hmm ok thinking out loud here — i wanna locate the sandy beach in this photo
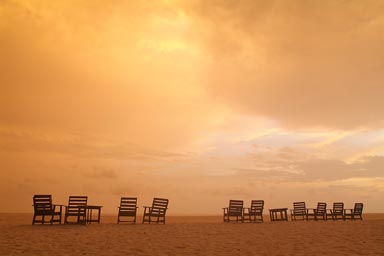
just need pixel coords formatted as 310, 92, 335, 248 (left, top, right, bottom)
1, 213, 383, 256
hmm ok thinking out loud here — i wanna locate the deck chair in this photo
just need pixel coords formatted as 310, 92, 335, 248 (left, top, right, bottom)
64, 196, 88, 224
142, 198, 169, 224
327, 202, 344, 220
344, 203, 363, 220
290, 201, 307, 221
223, 200, 244, 222
243, 200, 264, 222
306, 202, 327, 221
117, 197, 138, 224
32, 195, 62, 225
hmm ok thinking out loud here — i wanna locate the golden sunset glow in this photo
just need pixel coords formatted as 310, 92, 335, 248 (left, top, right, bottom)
1, 0, 384, 214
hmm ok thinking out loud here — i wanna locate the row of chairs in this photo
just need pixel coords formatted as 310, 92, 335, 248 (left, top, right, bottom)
223, 200, 264, 222
32, 195, 169, 225
117, 197, 169, 224
291, 202, 364, 221
223, 200, 364, 222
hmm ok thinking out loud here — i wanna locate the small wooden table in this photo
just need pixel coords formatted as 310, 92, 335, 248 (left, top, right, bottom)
86, 205, 102, 224
269, 208, 288, 221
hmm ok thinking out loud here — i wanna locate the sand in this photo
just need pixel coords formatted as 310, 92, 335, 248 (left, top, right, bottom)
0, 213, 383, 255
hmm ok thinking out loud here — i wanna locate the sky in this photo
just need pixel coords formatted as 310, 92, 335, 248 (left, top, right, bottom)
1, 0, 383, 214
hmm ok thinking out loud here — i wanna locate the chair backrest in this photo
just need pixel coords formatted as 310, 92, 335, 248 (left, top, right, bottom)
316, 202, 327, 214
229, 200, 243, 214
33, 195, 53, 213
354, 203, 363, 214
293, 201, 306, 214
67, 196, 88, 215
333, 202, 344, 212
151, 198, 169, 214
119, 197, 137, 212
250, 200, 264, 212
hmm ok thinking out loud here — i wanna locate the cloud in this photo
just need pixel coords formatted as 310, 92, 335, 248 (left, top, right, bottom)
235, 150, 384, 182
0, 128, 188, 161
0, 0, 217, 149
184, 0, 384, 129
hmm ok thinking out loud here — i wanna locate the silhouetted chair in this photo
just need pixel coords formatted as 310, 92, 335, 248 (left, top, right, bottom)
223, 200, 243, 222
142, 198, 169, 224
306, 202, 327, 220
117, 197, 138, 224
243, 200, 264, 222
290, 201, 307, 221
32, 195, 62, 225
64, 196, 88, 224
326, 202, 344, 220
344, 203, 363, 220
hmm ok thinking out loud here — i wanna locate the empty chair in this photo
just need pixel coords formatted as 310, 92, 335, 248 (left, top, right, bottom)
344, 203, 363, 220
223, 200, 244, 222
32, 195, 62, 225
142, 198, 169, 224
64, 196, 88, 224
306, 202, 327, 221
290, 202, 307, 221
243, 200, 264, 222
117, 197, 138, 224
327, 202, 344, 220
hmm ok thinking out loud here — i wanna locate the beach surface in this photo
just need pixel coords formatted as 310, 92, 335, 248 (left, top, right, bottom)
1, 213, 383, 255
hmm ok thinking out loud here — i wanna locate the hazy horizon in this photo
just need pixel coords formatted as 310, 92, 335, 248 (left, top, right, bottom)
1, 0, 384, 214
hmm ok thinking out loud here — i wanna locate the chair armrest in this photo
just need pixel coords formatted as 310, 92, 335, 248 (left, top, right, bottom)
143, 206, 151, 214
52, 204, 63, 211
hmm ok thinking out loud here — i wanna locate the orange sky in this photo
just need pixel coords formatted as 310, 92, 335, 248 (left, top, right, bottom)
1, 0, 384, 214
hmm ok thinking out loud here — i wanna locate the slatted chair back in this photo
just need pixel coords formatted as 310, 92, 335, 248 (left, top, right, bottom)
250, 200, 264, 213
229, 200, 244, 215
354, 203, 363, 214
316, 202, 327, 214
32, 194, 63, 224
151, 198, 169, 215
117, 197, 138, 224
33, 195, 53, 214
291, 201, 307, 221
331, 202, 344, 220
65, 196, 88, 224
119, 197, 137, 213
293, 202, 306, 215
67, 196, 88, 214
142, 197, 169, 224
333, 202, 344, 213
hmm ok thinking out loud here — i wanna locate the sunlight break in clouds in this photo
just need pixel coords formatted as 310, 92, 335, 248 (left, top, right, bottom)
0, 0, 383, 214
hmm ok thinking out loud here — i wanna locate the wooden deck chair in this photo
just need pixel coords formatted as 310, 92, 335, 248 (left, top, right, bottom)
142, 198, 169, 224
243, 200, 264, 222
344, 203, 363, 220
307, 202, 327, 221
64, 196, 88, 224
117, 197, 138, 224
223, 200, 244, 222
290, 202, 307, 221
328, 202, 344, 220
32, 195, 63, 225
